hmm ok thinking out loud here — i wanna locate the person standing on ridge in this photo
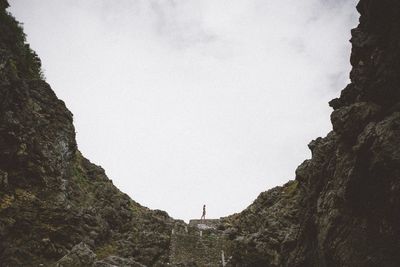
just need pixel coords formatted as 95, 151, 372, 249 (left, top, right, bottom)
201, 204, 206, 221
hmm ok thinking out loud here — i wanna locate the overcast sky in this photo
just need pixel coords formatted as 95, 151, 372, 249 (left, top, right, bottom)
9, 0, 358, 222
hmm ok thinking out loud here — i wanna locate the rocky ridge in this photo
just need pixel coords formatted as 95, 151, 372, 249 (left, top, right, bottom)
220, 0, 400, 266
0, 1, 175, 266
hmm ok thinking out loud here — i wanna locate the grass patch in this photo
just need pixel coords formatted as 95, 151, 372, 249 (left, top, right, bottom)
95, 243, 118, 259
72, 162, 90, 192
15, 188, 36, 201
283, 181, 298, 198
0, 194, 14, 211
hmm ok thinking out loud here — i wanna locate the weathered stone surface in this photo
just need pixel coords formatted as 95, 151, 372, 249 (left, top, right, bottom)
94, 255, 146, 267
331, 102, 381, 142
56, 243, 96, 267
222, 0, 400, 266
0, 2, 175, 266
170, 220, 229, 267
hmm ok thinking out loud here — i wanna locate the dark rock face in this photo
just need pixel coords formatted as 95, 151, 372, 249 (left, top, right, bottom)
222, 0, 400, 266
170, 220, 228, 266
56, 243, 97, 267
0, 1, 174, 266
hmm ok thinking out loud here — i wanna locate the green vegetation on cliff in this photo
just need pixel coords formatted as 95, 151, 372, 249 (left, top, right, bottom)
0, 1, 175, 266
219, 0, 400, 266
0, 0, 42, 81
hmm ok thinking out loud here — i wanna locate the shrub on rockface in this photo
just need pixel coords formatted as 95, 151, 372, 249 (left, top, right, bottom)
0, 0, 43, 82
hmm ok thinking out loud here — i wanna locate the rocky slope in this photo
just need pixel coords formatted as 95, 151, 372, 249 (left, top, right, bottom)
1, 0, 400, 266
170, 220, 229, 266
0, 1, 175, 266
221, 0, 400, 266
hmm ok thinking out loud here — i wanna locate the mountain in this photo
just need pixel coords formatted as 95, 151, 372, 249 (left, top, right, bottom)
0, 1, 177, 266
1, 0, 400, 266
220, 0, 400, 266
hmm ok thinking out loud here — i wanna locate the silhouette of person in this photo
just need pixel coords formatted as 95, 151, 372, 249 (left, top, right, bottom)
201, 204, 206, 221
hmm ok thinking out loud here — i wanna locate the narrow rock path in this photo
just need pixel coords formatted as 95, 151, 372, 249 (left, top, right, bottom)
169, 219, 230, 267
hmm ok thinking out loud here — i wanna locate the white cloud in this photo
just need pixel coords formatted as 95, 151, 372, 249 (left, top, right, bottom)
9, 0, 358, 221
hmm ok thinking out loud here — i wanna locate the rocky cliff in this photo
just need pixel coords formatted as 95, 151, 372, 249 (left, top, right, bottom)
220, 0, 400, 266
1, 0, 400, 266
0, 1, 175, 266
169, 220, 228, 266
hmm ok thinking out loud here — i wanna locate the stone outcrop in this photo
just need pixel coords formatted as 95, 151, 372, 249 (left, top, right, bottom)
220, 0, 400, 266
56, 243, 97, 267
1, 0, 400, 266
170, 220, 230, 267
0, 1, 174, 265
